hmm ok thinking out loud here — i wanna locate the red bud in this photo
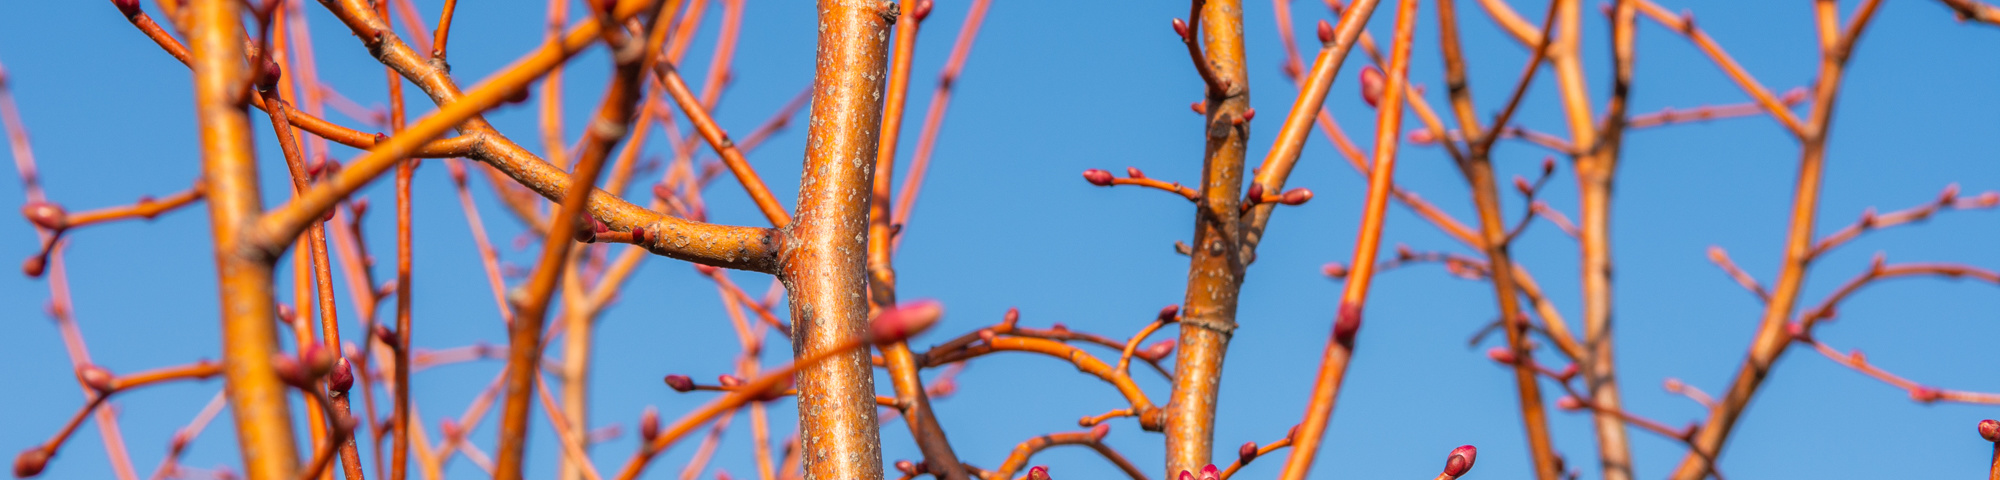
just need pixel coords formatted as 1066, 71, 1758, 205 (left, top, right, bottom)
895, 460, 920, 475
664, 374, 695, 392
373, 324, 398, 350
1408, 129, 1435, 144
1241, 108, 1256, 122
1199, 464, 1220, 480
1556, 395, 1585, 411
1003, 307, 1020, 328
1317, 20, 1334, 44
1322, 262, 1349, 278
113, 0, 143, 18
1126, 167, 1145, 179
504, 87, 532, 105
1171, 18, 1190, 40
1238, 441, 1259, 464
77, 364, 115, 393
328, 357, 354, 393
22, 255, 47, 278
22, 201, 67, 231
1139, 339, 1176, 362
1278, 188, 1313, 205
13, 447, 48, 478
300, 343, 335, 378
1541, 157, 1557, 176
1443, 445, 1477, 477
272, 353, 313, 389
1514, 176, 1534, 196
1359, 66, 1385, 108
1486, 347, 1517, 365
912, 0, 933, 21
1245, 183, 1265, 202
1082, 169, 1115, 186
1088, 423, 1110, 441
717, 375, 744, 388
1157, 304, 1180, 322
1027, 466, 1051, 480
870, 299, 944, 345
640, 406, 660, 441
1178, 470, 1194, 480
257, 57, 282, 92
1979, 419, 1999, 442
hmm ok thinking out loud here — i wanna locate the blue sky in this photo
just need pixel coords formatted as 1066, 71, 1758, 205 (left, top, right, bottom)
2, 0, 1997, 479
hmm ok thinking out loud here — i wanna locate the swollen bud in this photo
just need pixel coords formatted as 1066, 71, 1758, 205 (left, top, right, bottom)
1238, 441, 1259, 465
717, 375, 744, 388
1979, 419, 1999, 442
1514, 176, 1534, 197
639, 407, 660, 442
1316, 20, 1334, 44
1199, 464, 1220, 480
1088, 423, 1110, 442
1556, 395, 1585, 411
1277, 188, 1313, 206
113, 0, 143, 18
1359, 66, 1385, 108
1126, 167, 1146, 179
664, 374, 695, 392
1157, 304, 1180, 322
1027, 466, 1051, 480
870, 299, 944, 345
1082, 169, 1115, 186
328, 357, 354, 393
1322, 262, 1349, 278
22, 201, 68, 232
1442, 445, 1477, 477
912, 0, 933, 21
1408, 129, 1435, 144
1190, 101, 1207, 115
1486, 347, 1517, 365
300, 343, 335, 378
14, 447, 48, 478
1171, 18, 1190, 40
894, 460, 921, 476
1245, 183, 1265, 203
77, 364, 115, 393
1541, 157, 1556, 176
257, 57, 283, 92
22, 255, 46, 278
1138, 339, 1176, 362
271, 353, 312, 389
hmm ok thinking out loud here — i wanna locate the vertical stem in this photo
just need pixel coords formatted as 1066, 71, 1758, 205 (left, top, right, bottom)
1167, 0, 1249, 473
869, 1, 970, 478
190, 0, 299, 477
1464, 140, 1563, 480
1276, 0, 1414, 478
1669, 3, 1878, 476
1576, 1, 1638, 479
784, 1, 895, 478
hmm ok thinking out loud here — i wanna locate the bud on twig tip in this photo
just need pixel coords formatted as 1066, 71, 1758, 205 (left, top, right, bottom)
13, 447, 48, 478
1442, 445, 1477, 477
1082, 169, 1114, 186
1238, 441, 1259, 464
1027, 466, 1051, 480
870, 300, 944, 345
22, 201, 67, 232
1979, 419, 1999, 442
664, 374, 695, 392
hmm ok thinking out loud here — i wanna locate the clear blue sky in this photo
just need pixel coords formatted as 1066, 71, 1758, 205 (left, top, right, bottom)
3, 0, 1997, 478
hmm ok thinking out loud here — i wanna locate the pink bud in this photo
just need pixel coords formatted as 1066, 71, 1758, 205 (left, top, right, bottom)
1322, 262, 1349, 278
1911, 387, 1943, 403
14, 447, 48, 478
328, 357, 354, 393
640, 407, 660, 441
1157, 304, 1180, 322
1278, 188, 1313, 206
1408, 129, 1435, 144
1082, 169, 1115, 186
717, 375, 744, 388
912, 0, 933, 21
300, 343, 335, 378
1089, 423, 1110, 441
1139, 339, 1176, 362
1317, 20, 1334, 44
1028, 466, 1051, 480
870, 299, 944, 345
1442, 445, 1477, 477
77, 364, 115, 393
1556, 395, 1585, 411
694, 264, 720, 276
1238, 441, 1259, 464
1241, 108, 1256, 122
1979, 419, 1999, 442
1486, 347, 1517, 365
1663, 378, 1685, 393
1514, 176, 1534, 197
1200, 464, 1220, 480
1178, 470, 1194, 480
21, 201, 67, 231
1359, 66, 1385, 108
664, 374, 695, 392
895, 460, 920, 475
272, 354, 313, 389
1191, 101, 1207, 115
1171, 18, 1190, 40
1126, 167, 1145, 179
1003, 307, 1020, 328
